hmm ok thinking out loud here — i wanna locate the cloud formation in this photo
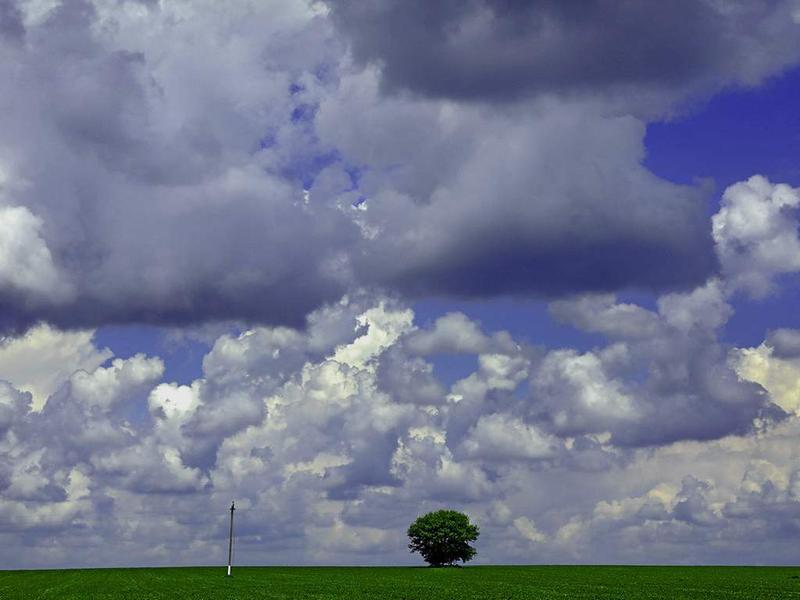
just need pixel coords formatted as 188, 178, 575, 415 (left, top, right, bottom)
0, 0, 758, 331
3, 170, 800, 566
1, 0, 800, 570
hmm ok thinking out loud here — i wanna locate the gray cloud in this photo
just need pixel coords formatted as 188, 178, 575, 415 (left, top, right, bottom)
0, 0, 748, 333
542, 279, 778, 446
326, 0, 800, 110
767, 328, 800, 358
317, 79, 718, 299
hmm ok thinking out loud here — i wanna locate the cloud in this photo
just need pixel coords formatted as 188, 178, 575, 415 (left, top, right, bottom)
459, 413, 557, 461
0, 381, 29, 438
320, 76, 717, 299
732, 342, 800, 414
70, 353, 163, 412
0, 287, 799, 567
531, 349, 639, 437
766, 328, 800, 358
405, 312, 516, 355
326, 0, 800, 110
2, 0, 800, 570
0, 0, 735, 332
712, 176, 800, 297
0, 324, 111, 410
513, 516, 547, 544
0, 205, 73, 309
546, 420, 800, 564
0, 0, 359, 331
540, 279, 774, 446
549, 295, 661, 340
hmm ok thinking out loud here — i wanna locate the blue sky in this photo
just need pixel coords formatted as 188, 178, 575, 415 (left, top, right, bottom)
2, 0, 800, 569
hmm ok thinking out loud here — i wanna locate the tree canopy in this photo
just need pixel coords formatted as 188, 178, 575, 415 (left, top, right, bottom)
407, 510, 479, 566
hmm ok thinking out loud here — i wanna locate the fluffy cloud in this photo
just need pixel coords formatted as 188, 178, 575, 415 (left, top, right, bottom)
405, 312, 516, 355
543, 279, 772, 446
732, 340, 800, 414
0, 270, 796, 567
545, 419, 800, 564
459, 413, 557, 461
712, 176, 800, 296
0, 324, 111, 410
531, 349, 639, 437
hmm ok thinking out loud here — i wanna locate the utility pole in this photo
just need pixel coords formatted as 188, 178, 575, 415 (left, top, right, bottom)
227, 501, 235, 577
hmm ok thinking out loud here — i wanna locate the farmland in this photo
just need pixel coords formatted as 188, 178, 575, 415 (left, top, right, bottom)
1, 565, 799, 599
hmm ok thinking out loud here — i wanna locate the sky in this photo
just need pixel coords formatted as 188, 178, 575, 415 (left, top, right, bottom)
1, 0, 800, 569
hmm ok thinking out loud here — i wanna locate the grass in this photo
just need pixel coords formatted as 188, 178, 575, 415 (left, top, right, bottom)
1, 565, 799, 599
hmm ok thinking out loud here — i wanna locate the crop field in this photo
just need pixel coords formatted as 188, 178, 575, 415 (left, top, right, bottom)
2, 565, 799, 599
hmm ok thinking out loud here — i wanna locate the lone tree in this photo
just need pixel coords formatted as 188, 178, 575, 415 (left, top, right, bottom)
407, 510, 479, 566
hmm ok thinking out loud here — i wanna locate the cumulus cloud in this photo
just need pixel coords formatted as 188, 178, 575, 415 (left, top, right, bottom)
70, 353, 163, 411
531, 349, 639, 437
733, 342, 800, 414
712, 176, 800, 296
459, 413, 557, 462
0, 324, 111, 410
0, 0, 359, 331
549, 295, 661, 340
405, 312, 517, 356
542, 276, 781, 447
0, 284, 799, 567
544, 419, 800, 564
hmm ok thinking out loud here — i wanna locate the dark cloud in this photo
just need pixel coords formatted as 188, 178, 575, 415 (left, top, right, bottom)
316, 86, 719, 301
0, 0, 745, 334
326, 0, 800, 107
0, 0, 23, 41
0, 0, 359, 332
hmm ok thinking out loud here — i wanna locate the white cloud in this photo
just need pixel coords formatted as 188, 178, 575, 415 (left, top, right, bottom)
732, 342, 800, 414
532, 349, 638, 435
513, 516, 547, 544
0, 205, 72, 302
712, 175, 800, 297
0, 324, 111, 410
0, 290, 800, 566
460, 413, 557, 461
657, 278, 732, 334
332, 302, 414, 369
71, 353, 164, 411
549, 294, 661, 339
406, 312, 497, 355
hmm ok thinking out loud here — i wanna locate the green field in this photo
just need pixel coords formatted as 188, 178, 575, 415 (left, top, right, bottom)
2, 565, 799, 599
